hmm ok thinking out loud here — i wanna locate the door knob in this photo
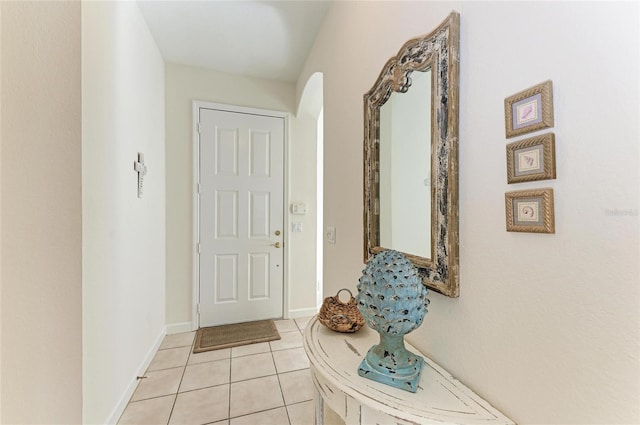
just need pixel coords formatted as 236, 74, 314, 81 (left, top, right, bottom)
271, 242, 281, 248
275, 230, 281, 236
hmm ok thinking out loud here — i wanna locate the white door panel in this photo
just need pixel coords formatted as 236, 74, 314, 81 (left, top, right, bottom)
199, 108, 284, 326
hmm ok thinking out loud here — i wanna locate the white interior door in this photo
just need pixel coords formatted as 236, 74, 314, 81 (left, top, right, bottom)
198, 107, 284, 327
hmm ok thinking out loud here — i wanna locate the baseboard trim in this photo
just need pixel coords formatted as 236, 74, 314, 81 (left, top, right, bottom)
104, 327, 166, 424
166, 321, 195, 334
287, 307, 318, 319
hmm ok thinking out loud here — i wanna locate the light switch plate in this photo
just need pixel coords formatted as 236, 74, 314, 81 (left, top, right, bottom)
326, 226, 336, 244
291, 202, 308, 215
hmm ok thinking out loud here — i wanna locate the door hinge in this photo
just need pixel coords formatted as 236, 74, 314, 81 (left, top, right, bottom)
196, 304, 200, 314
197, 243, 201, 254
197, 122, 202, 134
197, 183, 201, 194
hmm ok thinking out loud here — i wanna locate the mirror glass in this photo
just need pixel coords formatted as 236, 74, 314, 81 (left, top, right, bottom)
363, 12, 459, 297
378, 70, 431, 259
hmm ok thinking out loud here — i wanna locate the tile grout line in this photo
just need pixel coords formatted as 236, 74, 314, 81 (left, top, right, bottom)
228, 405, 294, 424
166, 334, 198, 425
270, 343, 292, 425
227, 347, 233, 422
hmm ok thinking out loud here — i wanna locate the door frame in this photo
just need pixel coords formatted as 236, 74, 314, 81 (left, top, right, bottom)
192, 100, 290, 330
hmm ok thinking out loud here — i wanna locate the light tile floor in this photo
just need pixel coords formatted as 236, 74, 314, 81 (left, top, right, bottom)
118, 317, 315, 425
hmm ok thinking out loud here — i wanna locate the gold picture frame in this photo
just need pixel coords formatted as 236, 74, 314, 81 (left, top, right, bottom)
505, 188, 555, 233
506, 133, 556, 184
505, 80, 554, 138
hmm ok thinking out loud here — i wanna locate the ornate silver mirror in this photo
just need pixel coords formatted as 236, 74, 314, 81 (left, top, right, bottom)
363, 12, 460, 297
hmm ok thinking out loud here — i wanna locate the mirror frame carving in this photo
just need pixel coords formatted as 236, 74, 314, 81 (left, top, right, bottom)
363, 12, 460, 297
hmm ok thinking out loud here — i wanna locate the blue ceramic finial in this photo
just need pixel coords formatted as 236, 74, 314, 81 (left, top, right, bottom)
356, 250, 429, 392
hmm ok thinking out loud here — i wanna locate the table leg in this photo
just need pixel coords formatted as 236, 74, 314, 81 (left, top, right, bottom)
314, 386, 324, 425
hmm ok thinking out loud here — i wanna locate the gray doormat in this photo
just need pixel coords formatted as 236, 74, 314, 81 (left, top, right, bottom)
193, 319, 281, 353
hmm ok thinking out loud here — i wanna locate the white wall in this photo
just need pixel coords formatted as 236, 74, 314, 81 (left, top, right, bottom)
289, 113, 320, 314
1, 2, 82, 423
292, 72, 323, 311
298, 1, 640, 423
82, 2, 166, 423
165, 63, 319, 328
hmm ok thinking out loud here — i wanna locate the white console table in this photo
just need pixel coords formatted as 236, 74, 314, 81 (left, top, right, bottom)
304, 316, 514, 425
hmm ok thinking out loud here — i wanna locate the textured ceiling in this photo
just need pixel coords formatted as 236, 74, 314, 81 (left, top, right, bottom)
137, 0, 332, 83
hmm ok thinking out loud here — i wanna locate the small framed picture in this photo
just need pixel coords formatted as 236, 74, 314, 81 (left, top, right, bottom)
505, 80, 554, 138
506, 133, 556, 184
505, 188, 555, 233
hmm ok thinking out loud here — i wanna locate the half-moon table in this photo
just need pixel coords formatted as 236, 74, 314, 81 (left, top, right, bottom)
304, 316, 515, 425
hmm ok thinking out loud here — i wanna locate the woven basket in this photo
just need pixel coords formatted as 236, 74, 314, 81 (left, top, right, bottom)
318, 288, 365, 333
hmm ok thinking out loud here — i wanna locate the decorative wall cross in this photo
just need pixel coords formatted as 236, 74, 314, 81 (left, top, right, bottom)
134, 153, 147, 198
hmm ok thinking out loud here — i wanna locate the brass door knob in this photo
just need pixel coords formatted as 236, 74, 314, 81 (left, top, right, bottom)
271, 242, 281, 248
275, 230, 281, 236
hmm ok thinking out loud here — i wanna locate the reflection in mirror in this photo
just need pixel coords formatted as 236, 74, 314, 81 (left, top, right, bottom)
363, 11, 459, 297
379, 70, 432, 259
